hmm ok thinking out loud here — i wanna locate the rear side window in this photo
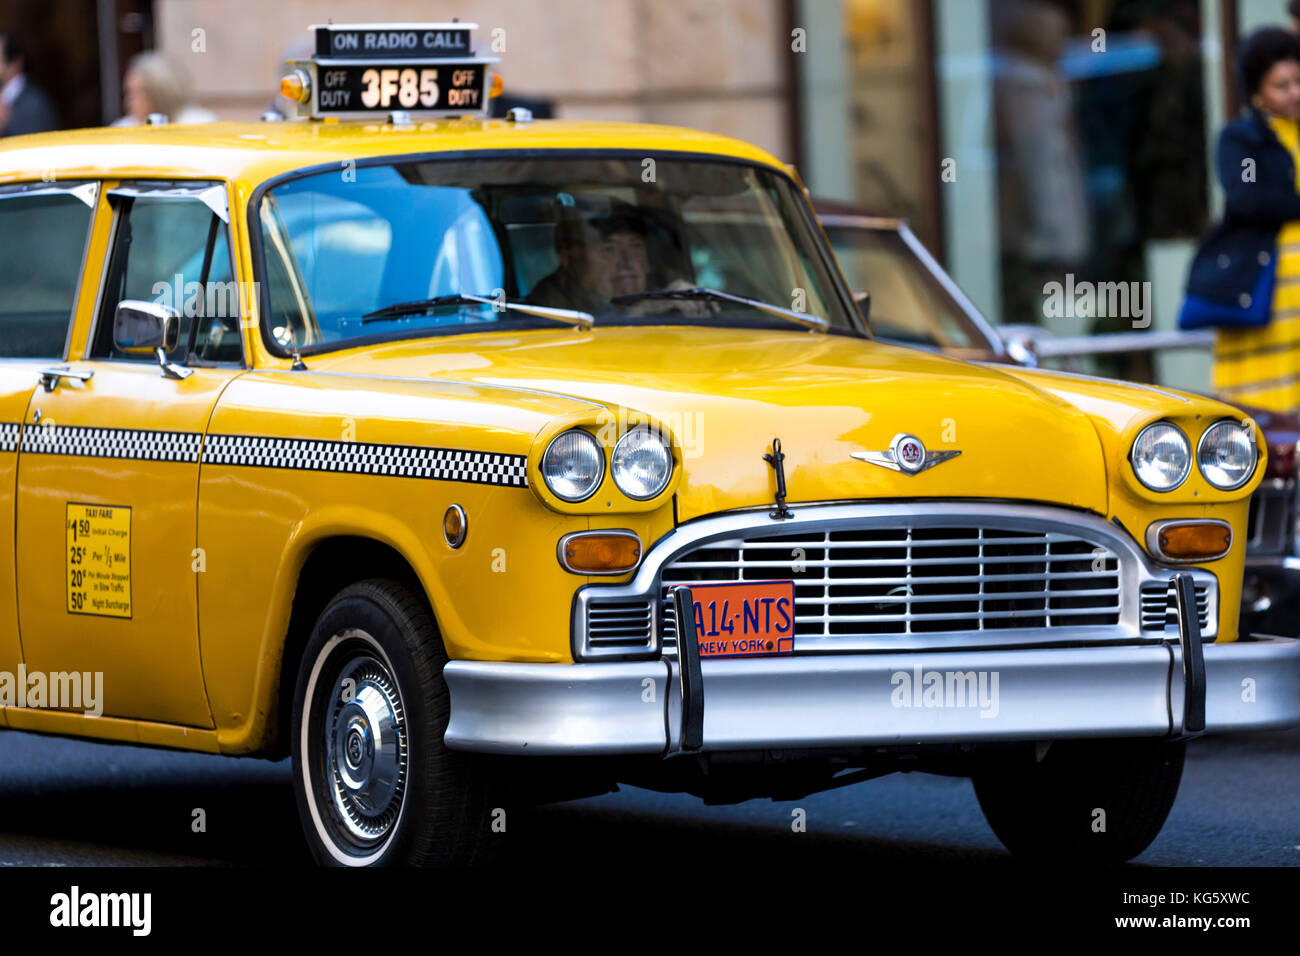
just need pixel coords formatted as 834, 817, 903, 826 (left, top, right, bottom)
0, 188, 95, 358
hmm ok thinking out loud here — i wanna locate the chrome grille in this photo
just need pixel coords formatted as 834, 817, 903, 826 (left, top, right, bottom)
1140, 581, 1210, 633
660, 525, 1121, 652
584, 599, 655, 653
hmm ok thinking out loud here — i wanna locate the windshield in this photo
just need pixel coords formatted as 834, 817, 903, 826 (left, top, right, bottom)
258, 156, 859, 351
823, 223, 984, 351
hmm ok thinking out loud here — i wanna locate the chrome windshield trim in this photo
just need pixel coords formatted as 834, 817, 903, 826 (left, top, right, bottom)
572, 501, 1219, 659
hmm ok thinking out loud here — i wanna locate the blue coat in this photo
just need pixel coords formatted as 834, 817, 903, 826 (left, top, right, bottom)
1184, 109, 1300, 316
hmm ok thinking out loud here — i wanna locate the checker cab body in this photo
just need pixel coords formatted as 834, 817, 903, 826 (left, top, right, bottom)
0, 30, 1298, 865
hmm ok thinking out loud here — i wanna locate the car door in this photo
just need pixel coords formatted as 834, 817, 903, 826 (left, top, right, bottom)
14, 181, 246, 727
0, 181, 99, 688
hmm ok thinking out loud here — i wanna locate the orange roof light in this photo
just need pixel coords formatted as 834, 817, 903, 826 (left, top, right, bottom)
280, 70, 311, 104
1148, 520, 1232, 562
559, 531, 642, 574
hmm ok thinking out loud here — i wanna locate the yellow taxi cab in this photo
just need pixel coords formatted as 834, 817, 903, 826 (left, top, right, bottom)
0, 22, 1296, 866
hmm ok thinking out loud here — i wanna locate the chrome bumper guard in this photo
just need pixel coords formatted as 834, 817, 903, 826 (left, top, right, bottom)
444, 576, 1300, 756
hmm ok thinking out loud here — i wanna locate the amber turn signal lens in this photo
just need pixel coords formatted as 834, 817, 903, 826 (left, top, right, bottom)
489, 73, 505, 99
443, 505, 467, 549
561, 532, 641, 573
1156, 522, 1231, 560
280, 70, 310, 103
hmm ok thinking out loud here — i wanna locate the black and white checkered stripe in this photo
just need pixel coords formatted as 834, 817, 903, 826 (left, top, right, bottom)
7, 421, 527, 487
22, 424, 202, 462
0, 422, 19, 453
203, 434, 529, 487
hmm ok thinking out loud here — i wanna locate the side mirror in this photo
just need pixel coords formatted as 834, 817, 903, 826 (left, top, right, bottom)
1000, 332, 1041, 368
114, 300, 179, 354
852, 289, 870, 322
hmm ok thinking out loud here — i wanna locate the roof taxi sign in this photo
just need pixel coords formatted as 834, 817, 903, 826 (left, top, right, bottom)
281, 22, 500, 120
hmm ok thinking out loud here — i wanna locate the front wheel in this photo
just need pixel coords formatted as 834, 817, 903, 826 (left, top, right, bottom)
972, 737, 1186, 864
291, 579, 496, 865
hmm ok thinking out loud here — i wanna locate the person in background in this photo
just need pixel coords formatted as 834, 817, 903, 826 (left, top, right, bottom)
111, 52, 216, 126
0, 33, 58, 137
1182, 28, 1300, 412
1290, 0, 1300, 34
990, 0, 1090, 336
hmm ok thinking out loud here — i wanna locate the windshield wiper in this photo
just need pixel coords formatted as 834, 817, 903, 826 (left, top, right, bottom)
610, 287, 829, 332
362, 293, 594, 330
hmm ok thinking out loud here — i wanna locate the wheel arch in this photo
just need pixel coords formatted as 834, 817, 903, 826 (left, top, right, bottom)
269, 535, 430, 759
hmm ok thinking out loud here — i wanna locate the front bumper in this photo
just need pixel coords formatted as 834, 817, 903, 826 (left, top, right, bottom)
443, 634, 1300, 755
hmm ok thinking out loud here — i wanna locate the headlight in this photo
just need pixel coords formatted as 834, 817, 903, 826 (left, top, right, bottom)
611, 428, 672, 499
541, 429, 604, 501
1131, 422, 1191, 491
1197, 420, 1257, 490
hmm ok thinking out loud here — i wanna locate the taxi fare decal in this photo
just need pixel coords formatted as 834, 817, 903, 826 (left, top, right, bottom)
66, 503, 131, 619
203, 434, 528, 487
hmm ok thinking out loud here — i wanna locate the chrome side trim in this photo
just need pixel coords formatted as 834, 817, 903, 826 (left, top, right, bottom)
572, 501, 1219, 660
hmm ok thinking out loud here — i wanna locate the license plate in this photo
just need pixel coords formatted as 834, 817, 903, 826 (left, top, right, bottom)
685, 581, 795, 658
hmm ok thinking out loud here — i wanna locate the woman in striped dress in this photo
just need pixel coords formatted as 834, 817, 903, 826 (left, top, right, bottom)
1215, 104, 1300, 410
1184, 28, 1300, 412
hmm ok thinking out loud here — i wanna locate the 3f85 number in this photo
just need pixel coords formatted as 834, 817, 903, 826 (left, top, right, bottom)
359, 68, 440, 109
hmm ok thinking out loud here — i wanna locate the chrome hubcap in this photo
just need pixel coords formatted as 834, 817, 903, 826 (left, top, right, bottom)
324, 653, 407, 845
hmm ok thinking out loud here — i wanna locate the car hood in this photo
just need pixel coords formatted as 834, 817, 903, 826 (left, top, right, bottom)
310, 326, 1110, 520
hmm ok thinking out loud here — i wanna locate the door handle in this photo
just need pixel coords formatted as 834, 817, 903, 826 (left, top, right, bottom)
38, 367, 94, 392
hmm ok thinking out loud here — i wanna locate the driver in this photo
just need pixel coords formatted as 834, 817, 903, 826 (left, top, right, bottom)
528, 204, 649, 313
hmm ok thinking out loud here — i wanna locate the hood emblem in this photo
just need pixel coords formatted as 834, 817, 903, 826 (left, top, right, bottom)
852, 433, 961, 476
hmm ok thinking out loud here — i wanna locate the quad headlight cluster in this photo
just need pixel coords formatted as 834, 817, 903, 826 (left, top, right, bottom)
1130, 420, 1257, 492
540, 427, 673, 502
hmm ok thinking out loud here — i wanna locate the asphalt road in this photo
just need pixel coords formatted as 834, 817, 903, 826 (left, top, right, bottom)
0, 726, 1294, 867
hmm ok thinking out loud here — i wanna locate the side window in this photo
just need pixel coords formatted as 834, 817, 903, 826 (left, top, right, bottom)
0, 188, 95, 358
91, 192, 242, 365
